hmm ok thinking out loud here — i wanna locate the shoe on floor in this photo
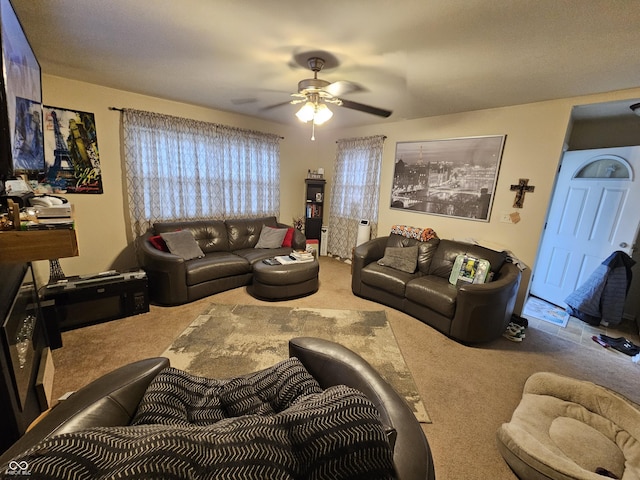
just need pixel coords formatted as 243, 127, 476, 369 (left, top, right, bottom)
599, 335, 640, 356
510, 314, 528, 328
503, 331, 524, 342
503, 324, 525, 341
506, 322, 526, 336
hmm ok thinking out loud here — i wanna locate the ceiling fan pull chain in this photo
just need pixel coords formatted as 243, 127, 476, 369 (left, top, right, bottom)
311, 120, 316, 141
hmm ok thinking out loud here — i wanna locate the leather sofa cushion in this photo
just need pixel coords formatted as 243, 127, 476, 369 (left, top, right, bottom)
154, 220, 229, 253
386, 234, 440, 273
234, 247, 294, 265
428, 239, 507, 279
185, 252, 251, 285
418, 239, 440, 274
386, 233, 420, 249
361, 262, 421, 297
226, 217, 278, 251
405, 276, 457, 318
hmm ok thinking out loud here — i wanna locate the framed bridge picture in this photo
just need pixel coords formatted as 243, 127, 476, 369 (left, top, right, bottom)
390, 135, 505, 222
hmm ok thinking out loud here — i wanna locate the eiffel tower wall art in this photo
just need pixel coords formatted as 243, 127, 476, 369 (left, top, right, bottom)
42, 106, 103, 194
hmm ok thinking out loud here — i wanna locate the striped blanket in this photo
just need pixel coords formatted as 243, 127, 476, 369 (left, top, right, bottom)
4, 358, 395, 479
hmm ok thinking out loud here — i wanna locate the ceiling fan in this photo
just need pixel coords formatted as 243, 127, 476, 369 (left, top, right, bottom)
266, 55, 392, 139
292, 56, 392, 116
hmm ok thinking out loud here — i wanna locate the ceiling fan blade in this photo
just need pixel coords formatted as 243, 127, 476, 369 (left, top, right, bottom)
324, 80, 364, 97
338, 99, 392, 118
261, 100, 294, 111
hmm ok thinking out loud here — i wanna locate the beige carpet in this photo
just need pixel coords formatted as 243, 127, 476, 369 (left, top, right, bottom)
50, 256, 640, 480
162, 303, 430, 423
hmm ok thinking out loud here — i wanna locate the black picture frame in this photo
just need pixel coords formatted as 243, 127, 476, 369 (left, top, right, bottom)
43, 105, 104, 194
390, 135, 506, 222
0, 0, 44, 181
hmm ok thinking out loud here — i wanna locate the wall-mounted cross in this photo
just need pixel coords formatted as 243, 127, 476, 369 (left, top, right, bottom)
510, 178, 535, 208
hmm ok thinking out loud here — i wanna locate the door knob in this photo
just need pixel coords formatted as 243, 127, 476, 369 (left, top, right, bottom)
619, 242, 628, 248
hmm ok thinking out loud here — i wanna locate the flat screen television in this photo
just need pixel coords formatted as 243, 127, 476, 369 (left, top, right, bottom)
0, 0, 44, 185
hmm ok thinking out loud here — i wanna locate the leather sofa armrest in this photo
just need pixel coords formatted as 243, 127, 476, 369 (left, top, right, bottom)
276, 223, 307, 250
354, 236, 387, 264
137, 231, 185, 268
449, 263, 522, 343
136, 232, 189, 305
289, 337, 435, 480
0, 358, 169, 465
352, 236, 387, 294
291, 228, 307, 250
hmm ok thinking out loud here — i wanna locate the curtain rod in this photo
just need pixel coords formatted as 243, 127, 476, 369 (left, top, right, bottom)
108, 106, 285, 139
335, 135, 387, 143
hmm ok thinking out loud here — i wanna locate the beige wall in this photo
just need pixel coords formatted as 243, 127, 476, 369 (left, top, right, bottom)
317, 88, 640, 311
37, 74, 640, 312
35, 75, 314, 282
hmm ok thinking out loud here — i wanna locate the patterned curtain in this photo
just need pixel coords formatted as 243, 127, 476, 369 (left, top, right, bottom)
122, 109, 281, 238
328, 135, 385, 259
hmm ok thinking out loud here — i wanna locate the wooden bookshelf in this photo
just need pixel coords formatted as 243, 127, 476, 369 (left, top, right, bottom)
0, 229, 79, 263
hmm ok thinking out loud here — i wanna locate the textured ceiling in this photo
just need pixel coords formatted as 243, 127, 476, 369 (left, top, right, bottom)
11, 0, 640, 128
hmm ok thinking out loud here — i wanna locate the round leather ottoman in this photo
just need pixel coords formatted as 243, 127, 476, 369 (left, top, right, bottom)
251, 259, 319, 300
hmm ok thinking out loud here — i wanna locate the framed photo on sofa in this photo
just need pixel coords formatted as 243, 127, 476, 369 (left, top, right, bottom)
390, 135, 506, 222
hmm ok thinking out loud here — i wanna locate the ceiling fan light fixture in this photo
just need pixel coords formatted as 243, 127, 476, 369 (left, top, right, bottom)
295, 101, 333, 125
313, 103, 333, 125
295, 102, 316, 123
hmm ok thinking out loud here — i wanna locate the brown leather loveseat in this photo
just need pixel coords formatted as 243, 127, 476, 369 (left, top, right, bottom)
352, 233, 521, 343
0, 338, 435, 480
136, 216, 307, 305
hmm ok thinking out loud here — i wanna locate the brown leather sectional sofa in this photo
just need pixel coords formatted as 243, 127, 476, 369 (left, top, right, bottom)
352, 234, 521, 343
136, 216, 307, 305
0, 338, 435, 480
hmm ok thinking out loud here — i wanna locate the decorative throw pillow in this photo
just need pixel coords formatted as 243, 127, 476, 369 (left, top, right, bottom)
377, 245, 419, 273
390, 224, 438, 242
160, 230, 204, 260
148, 235, 169, 252
282, 227, 295, 248
255, 226, 288, 249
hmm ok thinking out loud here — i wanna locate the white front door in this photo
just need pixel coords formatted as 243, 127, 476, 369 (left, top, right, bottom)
530, 146, 640, 307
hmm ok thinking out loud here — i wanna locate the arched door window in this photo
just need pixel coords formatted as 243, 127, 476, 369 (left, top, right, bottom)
574, 155, 632, 179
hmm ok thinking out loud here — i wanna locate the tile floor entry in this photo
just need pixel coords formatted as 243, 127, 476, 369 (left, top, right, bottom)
522, 296, 640, 358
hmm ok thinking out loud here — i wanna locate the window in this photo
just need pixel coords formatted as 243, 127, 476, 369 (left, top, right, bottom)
122, 109, 281, 237
574, 155, 631, 179
328, 135, 385, 258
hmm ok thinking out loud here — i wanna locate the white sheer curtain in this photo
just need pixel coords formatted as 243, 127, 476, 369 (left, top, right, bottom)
328, 135, 385, 259
122, 109, 281, 238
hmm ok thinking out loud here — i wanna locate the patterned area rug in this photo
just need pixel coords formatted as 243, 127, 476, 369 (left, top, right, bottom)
162, 303, 430, 423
